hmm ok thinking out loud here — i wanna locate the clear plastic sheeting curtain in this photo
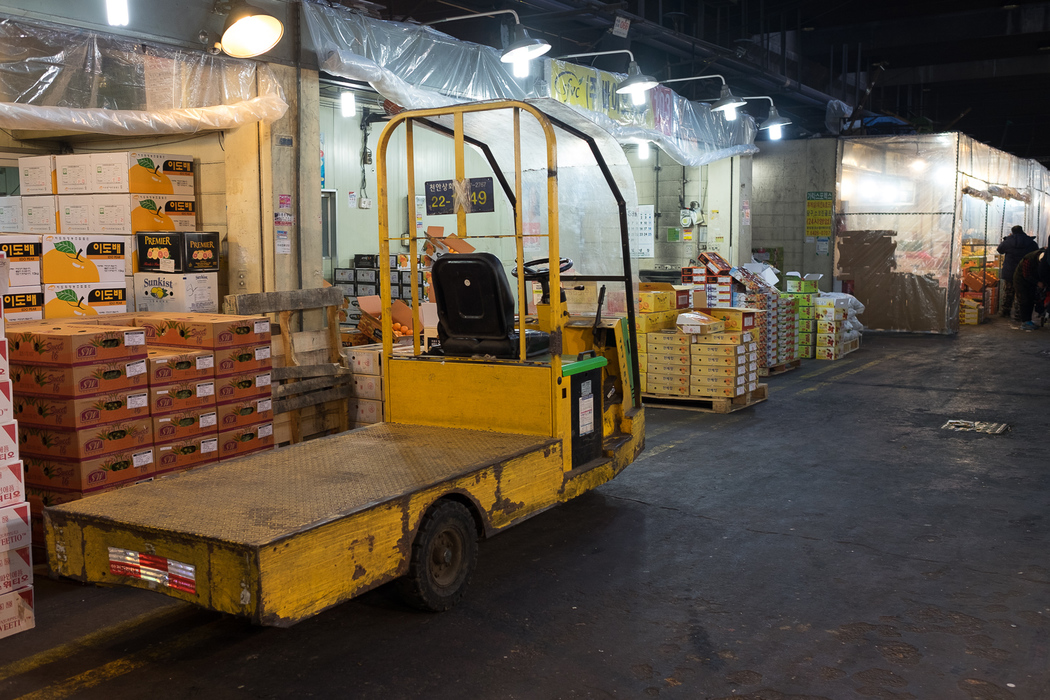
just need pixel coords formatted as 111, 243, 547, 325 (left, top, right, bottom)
0, 17, 288, 135
302, 0, 757, 168
836, 134, 960, 334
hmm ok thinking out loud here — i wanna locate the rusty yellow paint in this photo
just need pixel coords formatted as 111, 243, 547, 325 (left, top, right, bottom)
386, 357, 554, 436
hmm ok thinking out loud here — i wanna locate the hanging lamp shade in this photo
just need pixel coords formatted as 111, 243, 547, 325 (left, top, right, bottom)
500, 24, 551, 63
221, 2, 284, 58
615, 61, 659, 95
759, 104, 792, 131
711, 84, 746, 113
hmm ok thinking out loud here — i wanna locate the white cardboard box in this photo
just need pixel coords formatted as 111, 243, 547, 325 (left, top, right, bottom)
0, 503, 30, 552
0, 198, 22, 233
0, 235, 42, 287
42, 234, 129, 284
0, 382, 11, 424
58, 195, 95, 234
0, 340, 8, 382
0, 547, 31, 595
93, 152, 196, 195
0, 586, 34, 640
55, 154, 93, 194
0, 460, 24, 510
1, 287, 43, 321
18, 155, 55, 195
134, 272, 218, 313
21, 196, 59, 234
94, 194, 133, 234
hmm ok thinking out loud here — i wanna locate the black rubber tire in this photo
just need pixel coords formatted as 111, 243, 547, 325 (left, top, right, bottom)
399, 500, 478, 612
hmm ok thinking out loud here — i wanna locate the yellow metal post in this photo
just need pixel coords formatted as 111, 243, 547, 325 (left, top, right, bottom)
406, 120, 421, 356
377, 120, 394, 407
514, 108, 526, 362
454, 112, 467, 239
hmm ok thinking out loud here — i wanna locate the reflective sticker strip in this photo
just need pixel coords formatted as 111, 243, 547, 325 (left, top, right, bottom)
108, 547, 196, 594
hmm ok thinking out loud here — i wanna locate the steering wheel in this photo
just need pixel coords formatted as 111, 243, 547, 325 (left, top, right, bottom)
511, 258, 573, 304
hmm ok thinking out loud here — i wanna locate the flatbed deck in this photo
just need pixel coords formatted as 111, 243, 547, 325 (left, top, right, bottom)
47, 424, 562, 625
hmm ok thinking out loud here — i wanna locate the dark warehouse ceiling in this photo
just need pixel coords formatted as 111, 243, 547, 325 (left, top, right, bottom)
369, 0, 1050, 164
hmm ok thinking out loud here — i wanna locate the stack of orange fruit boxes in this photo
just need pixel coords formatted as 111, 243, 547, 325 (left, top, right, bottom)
10, 323, 152, 529
147, 345, 220, 477
135, 314, 275, 461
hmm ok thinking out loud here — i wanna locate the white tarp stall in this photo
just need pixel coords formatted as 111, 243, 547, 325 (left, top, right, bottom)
835, 133, 1049, 334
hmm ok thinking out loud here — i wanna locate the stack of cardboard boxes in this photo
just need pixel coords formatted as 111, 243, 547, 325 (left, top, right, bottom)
727, 267, 778, 370
13, 323, 153, 526
784, 274, 820, 360
689, 329, 760, 399
0, 152, 217, 320
814, 296, 863, 359
0, 285, 35, 640
960, 298, 986, 325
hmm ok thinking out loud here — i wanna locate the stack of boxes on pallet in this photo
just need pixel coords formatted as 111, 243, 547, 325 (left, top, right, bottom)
340, 343, 416, 426
813, 296, 863, 360
687, 308, 760, 399
12, 313, 274, 539
960, 298, 986, 325
0, 288, 35, 640
0, 152, 218, 321
135, 314, 275, 461
681, 252, 734, 308
729, 267, 780, 371
784, 274, 820, 360
11, 323, 152, 532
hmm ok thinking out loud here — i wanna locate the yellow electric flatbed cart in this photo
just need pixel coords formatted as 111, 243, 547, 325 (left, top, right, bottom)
45, 100, 645, 626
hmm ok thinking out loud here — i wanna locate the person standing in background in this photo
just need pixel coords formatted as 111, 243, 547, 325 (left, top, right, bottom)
1013, 247, 1050, 331
998, 225, 1038, 318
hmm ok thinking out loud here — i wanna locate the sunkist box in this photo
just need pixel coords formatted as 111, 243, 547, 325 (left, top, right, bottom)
133, 273, 218, 314
18, 155, 56, 195
41, 235, 128, 284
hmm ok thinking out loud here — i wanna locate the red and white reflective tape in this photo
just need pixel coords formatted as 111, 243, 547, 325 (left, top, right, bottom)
108, 547, 196, 594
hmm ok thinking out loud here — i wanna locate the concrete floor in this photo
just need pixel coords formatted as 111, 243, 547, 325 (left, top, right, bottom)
2, 318, 1049, 699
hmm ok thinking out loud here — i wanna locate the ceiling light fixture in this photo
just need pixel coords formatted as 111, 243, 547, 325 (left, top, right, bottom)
741, 96, 792, 139
217, 1, 284, 58
425, 10, 551, 78
558, 50, 658, 105
637, 140, 650, 159
106, 0, 129, 27
341, 91, 357, 118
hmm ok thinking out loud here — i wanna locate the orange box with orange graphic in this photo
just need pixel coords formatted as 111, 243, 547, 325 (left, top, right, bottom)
43, 283, 127, 318
5, 324, 146, 366
91, 152, 195, 195
10, 358, 147, 398
131, 195, 196, 233
19, 417, 153, 460
41, 235, 128, 284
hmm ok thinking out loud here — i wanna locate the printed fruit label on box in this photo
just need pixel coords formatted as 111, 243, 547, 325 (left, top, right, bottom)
130, 195, 196, 232
10, 360, 147, 398
42, 236, 127, 284
14, 389, 150, 429
19, 418, 153, 460
44, 284, 127, 318
128, 153, 194, 194
23, 450, 154, 493
1, 290, 44, 322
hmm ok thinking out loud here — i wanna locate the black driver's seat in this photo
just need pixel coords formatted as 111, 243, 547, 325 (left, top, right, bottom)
431, 252, 550, 358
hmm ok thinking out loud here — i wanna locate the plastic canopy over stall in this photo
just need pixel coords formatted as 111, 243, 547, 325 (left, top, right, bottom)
301, 0, 757, 169
0, 17, 288, 135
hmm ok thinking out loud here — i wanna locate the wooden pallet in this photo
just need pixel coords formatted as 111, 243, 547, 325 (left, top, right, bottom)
224, 286, 351, 445
759, 359, 801, 377
642, 384, 768, 414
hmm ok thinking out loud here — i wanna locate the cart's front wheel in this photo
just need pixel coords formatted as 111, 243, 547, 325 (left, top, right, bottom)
400, 500, 478, 611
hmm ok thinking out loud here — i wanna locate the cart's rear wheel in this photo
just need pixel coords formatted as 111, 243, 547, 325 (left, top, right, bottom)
400, 500, 478, 611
